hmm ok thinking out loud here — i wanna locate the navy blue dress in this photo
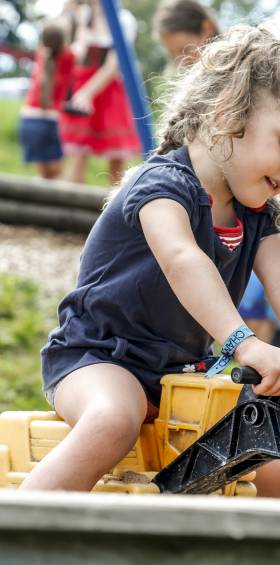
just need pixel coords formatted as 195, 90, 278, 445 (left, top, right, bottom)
41, 146, 278, 405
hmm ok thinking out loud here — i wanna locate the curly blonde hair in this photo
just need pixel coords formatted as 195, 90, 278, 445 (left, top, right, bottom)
157, 23, 280, 155
107, 23, 280, 216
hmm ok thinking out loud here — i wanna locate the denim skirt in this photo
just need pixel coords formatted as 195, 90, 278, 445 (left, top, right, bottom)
18, 116, 63, 163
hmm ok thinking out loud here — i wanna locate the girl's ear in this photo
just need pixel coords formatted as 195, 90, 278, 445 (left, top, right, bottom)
201, 19, 217, 41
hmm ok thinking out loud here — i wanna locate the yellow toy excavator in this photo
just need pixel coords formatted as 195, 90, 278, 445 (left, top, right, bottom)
0, 366, 279, 496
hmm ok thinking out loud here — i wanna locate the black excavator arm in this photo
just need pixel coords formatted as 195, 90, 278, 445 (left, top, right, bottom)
153, 367, 280, 495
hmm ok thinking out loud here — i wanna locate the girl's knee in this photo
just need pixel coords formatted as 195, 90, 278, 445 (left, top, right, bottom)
81, 402, 143, 449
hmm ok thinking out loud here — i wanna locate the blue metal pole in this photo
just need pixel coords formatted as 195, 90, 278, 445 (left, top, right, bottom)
100, 0, 155, 156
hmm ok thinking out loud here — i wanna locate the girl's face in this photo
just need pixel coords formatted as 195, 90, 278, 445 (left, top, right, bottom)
160, 21, 216, 67
161, 31, 206, 65
221, 91, 280, 208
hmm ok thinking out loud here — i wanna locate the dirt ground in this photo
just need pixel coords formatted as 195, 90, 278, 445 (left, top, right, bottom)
0, 223, 86, 297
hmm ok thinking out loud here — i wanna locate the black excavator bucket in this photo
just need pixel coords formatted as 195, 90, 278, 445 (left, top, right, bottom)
153, 367, 280, 495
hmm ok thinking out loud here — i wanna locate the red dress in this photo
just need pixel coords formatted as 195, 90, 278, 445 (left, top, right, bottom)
26, 48, 75, 111
60, 46, 141, 158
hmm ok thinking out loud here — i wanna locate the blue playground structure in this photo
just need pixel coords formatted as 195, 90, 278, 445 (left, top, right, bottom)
100, 0, 155, 156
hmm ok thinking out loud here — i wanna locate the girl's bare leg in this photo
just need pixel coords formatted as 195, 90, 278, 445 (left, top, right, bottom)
108, 158, 124, 184
62, 154, 88, 183
37, 160, 62, 179
19, 364, 148, 491
254, 460, 280, 497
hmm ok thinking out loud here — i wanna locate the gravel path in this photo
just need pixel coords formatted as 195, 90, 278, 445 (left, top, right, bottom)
0, 223, 86, 297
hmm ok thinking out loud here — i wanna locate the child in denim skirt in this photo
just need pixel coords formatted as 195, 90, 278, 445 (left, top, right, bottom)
18, 22, 75, 179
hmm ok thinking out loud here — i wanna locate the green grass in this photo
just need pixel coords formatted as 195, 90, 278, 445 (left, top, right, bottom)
0, 100, 37, 177
0, 273, 58, 411
0, 99, 141, 186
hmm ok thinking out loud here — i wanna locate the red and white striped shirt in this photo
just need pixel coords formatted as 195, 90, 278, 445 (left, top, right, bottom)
214, 219, 244, 251
207, 194, 244, 251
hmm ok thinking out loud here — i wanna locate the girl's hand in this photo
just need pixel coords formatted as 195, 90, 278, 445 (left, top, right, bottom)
71, 88, 94, 114
235, 336, 280, 395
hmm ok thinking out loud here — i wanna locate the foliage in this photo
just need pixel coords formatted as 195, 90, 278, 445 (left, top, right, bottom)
212, 0, 280, 19
0, 276, 43, 348
5, 0, 29, 23
211, 0, 280, 28
122, 0, 166, 96
0, 273, 56, 411
0, 0, 35, 47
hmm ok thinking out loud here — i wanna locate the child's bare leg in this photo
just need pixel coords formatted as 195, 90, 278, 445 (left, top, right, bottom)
62, 154, 88, 183
19, 364, 148, 491
37, 160, 62, 179
108, 158, 124, 184
254, 460, 280, 497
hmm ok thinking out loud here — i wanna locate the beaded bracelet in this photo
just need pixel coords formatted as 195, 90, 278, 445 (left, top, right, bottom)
206, 324, 255, 378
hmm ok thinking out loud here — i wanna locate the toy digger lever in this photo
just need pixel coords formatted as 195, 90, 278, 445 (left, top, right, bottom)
153, 366, 280, 495
231, 366, 262, 385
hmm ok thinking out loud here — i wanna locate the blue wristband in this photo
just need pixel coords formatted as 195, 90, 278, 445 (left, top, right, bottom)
206, 324, 255, 378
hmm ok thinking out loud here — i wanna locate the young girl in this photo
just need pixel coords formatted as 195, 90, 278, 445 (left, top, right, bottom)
154, 1, 279, 345
18, 23, 75, 179
60, 0, 141, 184
153, 0, 219, 67
20, 23, 280, 497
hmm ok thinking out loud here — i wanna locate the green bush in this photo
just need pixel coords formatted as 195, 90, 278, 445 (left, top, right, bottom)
0, 273, 57, 411
0, 275, 45, 349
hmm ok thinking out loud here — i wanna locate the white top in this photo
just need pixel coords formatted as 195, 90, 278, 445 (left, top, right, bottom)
76, 7, 138, 49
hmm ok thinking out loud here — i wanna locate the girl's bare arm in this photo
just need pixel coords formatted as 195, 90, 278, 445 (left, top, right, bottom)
139, 198, 244, 343
40, 51, 55, 109
71, 51, 119, 112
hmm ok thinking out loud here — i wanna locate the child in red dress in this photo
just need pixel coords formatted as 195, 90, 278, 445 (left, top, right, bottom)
60, 0, 141, 184
18, 22, 75, 179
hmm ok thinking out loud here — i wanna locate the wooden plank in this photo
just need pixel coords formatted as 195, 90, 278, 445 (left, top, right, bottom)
0, 492, 279, 563
0, 200, 98, 233
0, 174, 108, 210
